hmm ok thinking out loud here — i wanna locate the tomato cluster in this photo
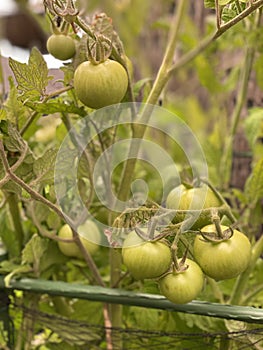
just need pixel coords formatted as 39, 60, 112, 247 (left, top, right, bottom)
46, 31, 129, 109
121, 185, 252, 305
121, 225, 251, 304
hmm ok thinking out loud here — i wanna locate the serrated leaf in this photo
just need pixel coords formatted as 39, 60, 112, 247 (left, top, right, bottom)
2, 121, 34, 183
222, 6, 238, 22
32, 148, 57, 185
39, 240, 68, 275
204, 0, 216, 9
9, 47, 51, 102
22, 234, 48, 274
244, 108, 263, 148
26, 99, 86, 116
91, 13, 113, 39
4, 77, 29, 125
4, 121, 27, 153
244, 158, 263, 205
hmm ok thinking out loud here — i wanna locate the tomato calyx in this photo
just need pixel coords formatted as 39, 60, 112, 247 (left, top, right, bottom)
199, 225, 234, 243
170, 246, 189, 274
87, 35, 112, 64
133, 218, 170, 243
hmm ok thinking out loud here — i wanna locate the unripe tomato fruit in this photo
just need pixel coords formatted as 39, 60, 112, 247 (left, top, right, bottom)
122, 229, 172, 280
46, 34, 76, 61
73, 59, 128, 109
159, 258, 204, 304
193, 224, 251, 280
166, 185, 222, 229
58, 221, 100, 258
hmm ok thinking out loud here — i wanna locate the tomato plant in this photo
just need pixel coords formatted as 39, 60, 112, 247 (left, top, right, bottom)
74, 59, 128, 109
58, 220, 100, 258
193, 224, 252, 280
46, 34, 76, 61
122, 229, 172, 280
1, 1, 263, 348
166, 184, 222, 229
158, 258, 204, 304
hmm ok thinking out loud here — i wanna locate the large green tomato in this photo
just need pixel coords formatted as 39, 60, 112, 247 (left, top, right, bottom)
73, 59, 128, 109
122, 229, 172, 280
166, 184, 222, 229
159, 258, 204, 304
46, 34, 76, 61
58, 220, 100, 258
193, 224, 251, 280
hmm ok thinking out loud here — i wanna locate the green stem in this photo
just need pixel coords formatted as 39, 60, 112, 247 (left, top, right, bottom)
109, 2, 187, 334
109, 248, 123, 320
168, 0, 263, 76
219, 39, 255, 188
229, 235, 263, 305
5, 193, 24, 251
117, 0, 187, 204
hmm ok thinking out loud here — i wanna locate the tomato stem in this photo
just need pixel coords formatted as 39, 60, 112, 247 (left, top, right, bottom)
213, 217, 225, 239
5, 193, 24, 252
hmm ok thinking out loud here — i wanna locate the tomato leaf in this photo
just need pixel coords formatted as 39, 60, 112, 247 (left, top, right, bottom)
9, 47, 51, 102
25, 99, 86, 117
3, 121, 27, 153
3, 77, 29, 126
32, 148, 58, 186
22, 234, 48, 269
91, 13, 113, 40
204, 0, 216, 8
39, 240, 68, 277
244, 158, 263, 205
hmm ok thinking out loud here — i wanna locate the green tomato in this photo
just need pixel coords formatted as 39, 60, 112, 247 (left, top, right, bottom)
193, 224, 251, 280
46, 34, 76, 61
166, 184, 222, 229
122, 229, 172, 280
77, 220, 101, 257
58, 221, 100, 258
159, 258, 204, 304
74, 59, 128, 109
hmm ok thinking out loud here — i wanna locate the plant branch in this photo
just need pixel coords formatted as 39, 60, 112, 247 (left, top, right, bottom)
219, 34, 256, 188
168, 0, 263, 76
116, 0, 187, 205
61, 112, 95, 225
5, 193, 24, 251
20, 86, 73, 136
